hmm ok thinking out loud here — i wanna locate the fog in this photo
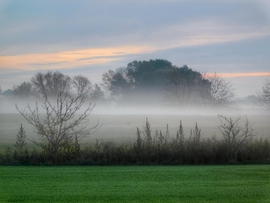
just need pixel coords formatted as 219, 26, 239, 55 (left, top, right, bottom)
1, 95, 266, 115
1, 96, 269, 151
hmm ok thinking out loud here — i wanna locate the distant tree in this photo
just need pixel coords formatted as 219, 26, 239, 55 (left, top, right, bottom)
31, 71, 101, 101
165, 65, 208, 107
13, 82, 36, 98
90, 84, 104, 100
14, 124, 27, 153
101, 60, 235, 108
102, 69, 131, 101
257, 79, 270, 109
102, 59, 174, 103
126, 59, 173, 89
31, 71, 71, 98
72, 75, 92, 96
201, 73, 235, 107
2, 89, 13, 97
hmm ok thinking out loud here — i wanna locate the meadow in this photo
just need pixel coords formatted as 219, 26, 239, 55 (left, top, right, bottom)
0, 165, 269, 203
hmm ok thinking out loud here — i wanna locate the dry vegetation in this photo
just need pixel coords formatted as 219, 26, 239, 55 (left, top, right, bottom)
0, 113, 269, 165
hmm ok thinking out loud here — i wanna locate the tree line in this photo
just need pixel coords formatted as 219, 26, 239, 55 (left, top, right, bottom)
1, 72, 105, 102
102, 60, 235, 107
0, 59, 235, 108
0, 59, 269, 165
1, 59, 269, 108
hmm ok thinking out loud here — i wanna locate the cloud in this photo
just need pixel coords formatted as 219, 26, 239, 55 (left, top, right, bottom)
1, 0, 270, 96
2, 18, 269, 73
0, 46, 155, 70
1, 0, 269, 55
147, 20, 270, 50
206, 72, 270, 78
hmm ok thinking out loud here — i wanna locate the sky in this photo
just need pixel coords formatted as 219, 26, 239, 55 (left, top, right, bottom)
0, 0, 270, 97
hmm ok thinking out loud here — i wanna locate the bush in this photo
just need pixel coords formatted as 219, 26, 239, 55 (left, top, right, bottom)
1, 117, 269, 165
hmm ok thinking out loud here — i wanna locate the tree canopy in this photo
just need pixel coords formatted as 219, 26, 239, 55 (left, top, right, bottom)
102, 59, 228, 107
1, 59, 236, 108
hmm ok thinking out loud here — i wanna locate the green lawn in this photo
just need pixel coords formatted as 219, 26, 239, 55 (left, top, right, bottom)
0, 165, 269, 203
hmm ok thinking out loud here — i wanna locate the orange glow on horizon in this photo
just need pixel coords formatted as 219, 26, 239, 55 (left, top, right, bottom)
1, 47, 269, 79
0, 46, 155, 70
205, 72, 270, 78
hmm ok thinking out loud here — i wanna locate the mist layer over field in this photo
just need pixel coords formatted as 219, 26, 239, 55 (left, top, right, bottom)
0, 98, 269, 151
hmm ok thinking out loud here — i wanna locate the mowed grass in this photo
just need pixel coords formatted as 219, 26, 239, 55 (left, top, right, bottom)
0, 165, 269, 203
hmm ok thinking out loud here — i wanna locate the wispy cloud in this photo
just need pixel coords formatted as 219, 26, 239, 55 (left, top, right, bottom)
2, 18, 270, 72
2, 1, 269, 55
148, 20, 270, 50
1, 0, 269, 96
207, 72, 270, 78
0, 46, 154, 70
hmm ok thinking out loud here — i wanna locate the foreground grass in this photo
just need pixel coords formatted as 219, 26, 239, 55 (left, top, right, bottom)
0, 165, 269, 203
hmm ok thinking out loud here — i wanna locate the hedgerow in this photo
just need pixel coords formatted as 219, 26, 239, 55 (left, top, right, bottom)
1, 116, 269, 165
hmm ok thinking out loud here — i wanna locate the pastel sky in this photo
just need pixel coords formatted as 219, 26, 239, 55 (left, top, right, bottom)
1, 0, 270, 97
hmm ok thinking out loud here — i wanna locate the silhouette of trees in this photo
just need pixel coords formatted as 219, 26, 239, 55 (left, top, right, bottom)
2, 116, 270, 165
102, 69, 131, 101
102, 60, 173, 103
126, 59, 173, 89
31, 71, 71, 98
72, 75, 92, 95
13, 82, 36, 98
257, 79, 270, 109
102, 60, 235, 107
201, 73, 235, 107
11, 72, 104, 101
2, 60, 235, 108
165, 65, 209, 106
90, 84, 104, 101
102, 60, 215, 106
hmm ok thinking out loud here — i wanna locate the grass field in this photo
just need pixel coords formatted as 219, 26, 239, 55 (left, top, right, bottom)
0, 165, 269, 203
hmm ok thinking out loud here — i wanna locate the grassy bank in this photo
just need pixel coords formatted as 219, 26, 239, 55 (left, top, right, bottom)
0, 165, 269, 203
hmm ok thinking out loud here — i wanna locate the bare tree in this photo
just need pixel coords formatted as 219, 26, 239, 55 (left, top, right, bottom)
72, 75, 92, 95
257, 79, 270, 110
16, 90, 98, 163
218, 115, 255, 161
202, 73, 235, 107
31, 71, 71, 97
